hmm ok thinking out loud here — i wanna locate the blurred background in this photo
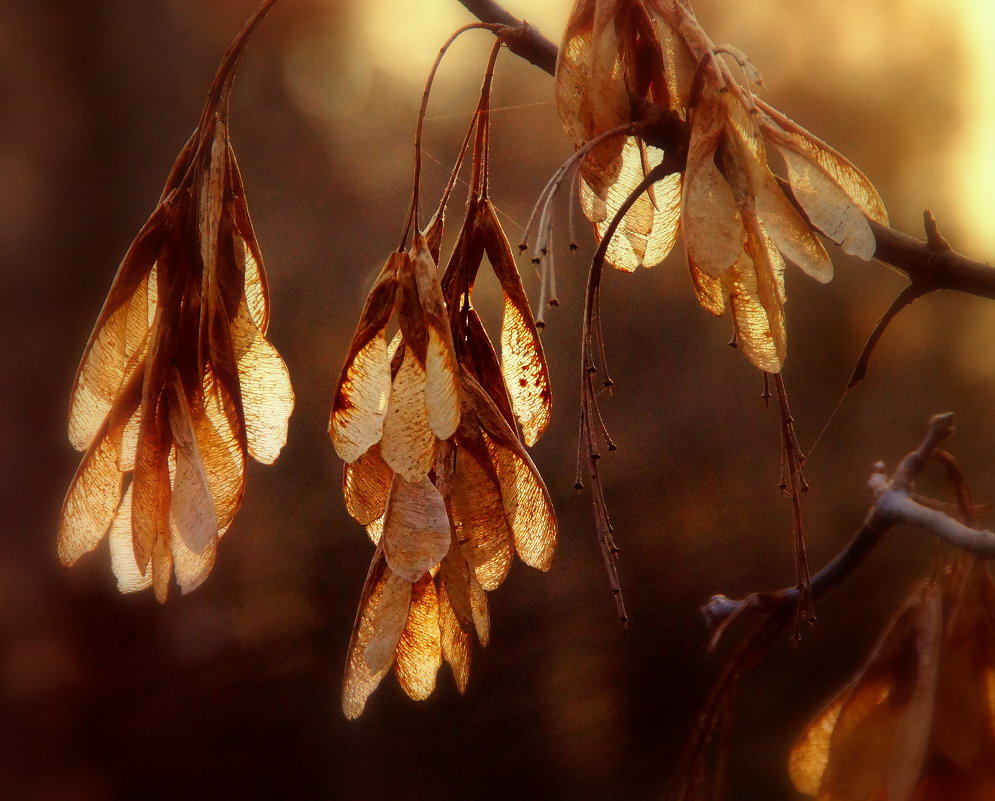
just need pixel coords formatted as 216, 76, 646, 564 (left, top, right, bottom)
2, 0, 994, 799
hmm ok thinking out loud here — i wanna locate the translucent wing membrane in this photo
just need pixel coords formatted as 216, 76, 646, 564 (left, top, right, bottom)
59, 1, 291, 601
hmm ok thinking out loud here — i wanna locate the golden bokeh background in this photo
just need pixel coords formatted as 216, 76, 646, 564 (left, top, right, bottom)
2, 1, 993, 799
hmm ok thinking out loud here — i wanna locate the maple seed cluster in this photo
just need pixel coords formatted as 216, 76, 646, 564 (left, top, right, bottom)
330, 33, 555, 718
555, 0, 888, 372
59, 4, 293, 602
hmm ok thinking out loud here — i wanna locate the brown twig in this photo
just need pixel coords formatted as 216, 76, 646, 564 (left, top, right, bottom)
699, 412, 995, 641
455, 0, 558, 75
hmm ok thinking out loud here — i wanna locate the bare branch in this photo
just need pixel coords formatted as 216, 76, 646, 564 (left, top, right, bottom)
455, 0, 558, 75
701, 412, 995, 640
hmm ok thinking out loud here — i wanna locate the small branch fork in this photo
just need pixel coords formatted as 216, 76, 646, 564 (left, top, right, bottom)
701, 412, 995, 645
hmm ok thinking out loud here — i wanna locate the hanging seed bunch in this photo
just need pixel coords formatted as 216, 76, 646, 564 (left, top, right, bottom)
790, 559, 995, 800
59, 0, 293, 601
554, 0, 888, 372
330, 32, 556, 719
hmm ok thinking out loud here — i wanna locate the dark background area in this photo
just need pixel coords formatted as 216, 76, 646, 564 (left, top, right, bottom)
2, 1, 993, 799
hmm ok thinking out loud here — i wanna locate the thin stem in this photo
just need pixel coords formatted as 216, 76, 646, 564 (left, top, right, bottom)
399, 22, 506, 251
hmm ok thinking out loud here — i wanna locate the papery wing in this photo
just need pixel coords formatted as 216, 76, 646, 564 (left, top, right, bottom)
330, 256, 398, 463
555, 0, 596, 148
688, 259, 727, 316
108, 485, 153, 593
228, 147, 271, 330
131, 389, 171, 573
343, 548, 393, 719
759, 100, 888, 224
381, 347, 436, 483
231, 297, 294, 465
364, 568, 412, 674
438, 578, 471, 693
69, 215, 164, 451
167, 374, 218, 557
150, 524, 173, 603
464, 309, 516, 429
757, 174, 833, 283
760, 104, 885, 260
343, 444, 394, 527
579, 138, 682, 272
439, 532, 474, 627
465, 375, 556, 571
411, 239, 460, 440
791, 585, 942, 800
682, 97, 745, 278
198, 365, 246, 534
381, 474, 451, 583
479, 202, 551, 446
726, 242, 785, 374
58, 372, 141, 566
394, 574, 443, 701
449, 439, 514, 591
788, 694, 844, 796
470, 574, 490, 647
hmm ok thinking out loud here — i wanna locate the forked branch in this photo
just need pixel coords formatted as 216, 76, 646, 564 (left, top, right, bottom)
702, 412, 995, 642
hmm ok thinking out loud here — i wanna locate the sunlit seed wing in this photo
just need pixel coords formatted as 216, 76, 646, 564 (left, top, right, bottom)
469, 574, 490, 647
396, 253, 429, 365
394, 575, 443, 701
682, 97, 745, 278
58, 389, 135, 566
381, 348, 436, 483
580, 139, 682, 272
167, 374, 218, 556
479, 202, 552, 446
659, 14, 696, 110
464, 309, 516, 430
439, 534, 474, 628
759, 104, 885, 260
411, 239, 460, 441
227, 147, 271, 331
381, 474, 451, 583
725, 242, 785, 374
343, 445, 393, 527
757, 174, 833, 283
438, 579, 471, 694
465, 375, 556, 571
688, 258, 727, 316
330, 255, 399, 463
131, 389, 172, 573
343, 548, 393, 719
367, 515, 385, 545
364, 569, 413, 674
788, 694, 844, 795
449, 443, 514, 591
198, 366, 246, 534
169, 517, 217, 595
758, 100, 888, 225
930, 564, 995, 769
108, 485, 153, 593
68, 215, 164, 451
230, 298, 294, 464
555, 0, 595, 148
150, 525, 174, 603
719, 96, 834, 284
